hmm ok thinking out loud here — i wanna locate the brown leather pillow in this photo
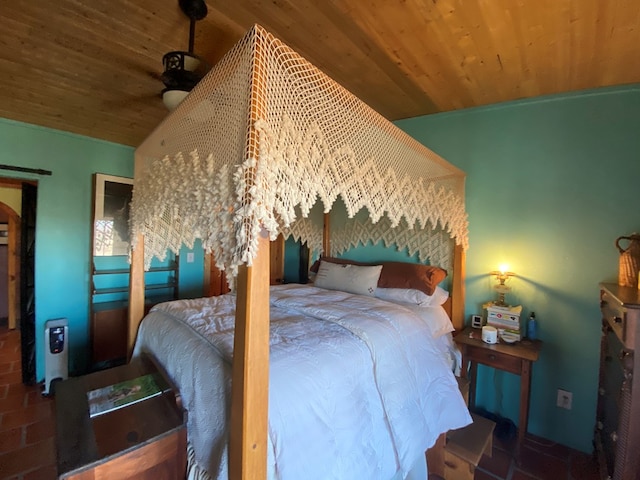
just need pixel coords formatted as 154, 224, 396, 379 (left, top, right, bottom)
310, 257, 447, 296
377, 261, 447, 296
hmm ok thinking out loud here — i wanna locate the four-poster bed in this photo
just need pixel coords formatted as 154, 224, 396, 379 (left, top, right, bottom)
127, 24, 470, 480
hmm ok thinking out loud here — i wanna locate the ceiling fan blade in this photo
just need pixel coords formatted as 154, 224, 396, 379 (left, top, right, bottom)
102, 92, 163, 110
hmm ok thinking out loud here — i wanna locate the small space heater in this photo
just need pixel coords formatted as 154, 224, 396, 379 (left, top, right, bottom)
44, 318, 68, 395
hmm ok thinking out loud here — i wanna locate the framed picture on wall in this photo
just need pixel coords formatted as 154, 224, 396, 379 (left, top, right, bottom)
92, 173, 134, 256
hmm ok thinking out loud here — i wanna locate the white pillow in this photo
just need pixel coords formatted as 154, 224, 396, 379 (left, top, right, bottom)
428, 286, 450, 307
374, 287, 431, 305
314, 261, 382, 297
374, 285, 449, 307
405, 304, 455, 338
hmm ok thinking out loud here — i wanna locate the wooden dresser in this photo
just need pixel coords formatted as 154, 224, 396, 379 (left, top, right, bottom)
597, 283, 640, 480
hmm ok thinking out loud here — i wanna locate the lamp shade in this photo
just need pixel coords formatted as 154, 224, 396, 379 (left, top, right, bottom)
162, 89, 190, 111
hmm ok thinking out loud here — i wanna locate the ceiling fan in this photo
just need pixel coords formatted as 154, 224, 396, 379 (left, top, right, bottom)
161, 0, 210, 110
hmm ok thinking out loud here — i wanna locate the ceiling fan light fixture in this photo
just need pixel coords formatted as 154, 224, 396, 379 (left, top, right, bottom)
161, 51, 207, 91
163, 51, 202, 73
159, 0, 209, 111
162, 88, 190, 111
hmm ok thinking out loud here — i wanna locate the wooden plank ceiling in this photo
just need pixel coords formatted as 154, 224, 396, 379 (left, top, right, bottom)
1, 0, 639, 147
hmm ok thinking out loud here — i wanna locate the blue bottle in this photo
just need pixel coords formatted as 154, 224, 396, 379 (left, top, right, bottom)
527, 312, 538, 340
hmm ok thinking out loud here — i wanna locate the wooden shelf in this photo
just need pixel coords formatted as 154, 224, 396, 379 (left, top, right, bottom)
93, 286, 128, 295
92, 263, 178, 276
145, 281, 177, 291
90, 255, 179, 367
92, 268, 130, 275
93, 281, 176, 296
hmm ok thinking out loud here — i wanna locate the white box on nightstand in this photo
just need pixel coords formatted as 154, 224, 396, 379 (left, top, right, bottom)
483, 303, 522, 340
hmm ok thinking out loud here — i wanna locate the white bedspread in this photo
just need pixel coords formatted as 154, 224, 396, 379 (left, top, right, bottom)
133, 284, 471, 480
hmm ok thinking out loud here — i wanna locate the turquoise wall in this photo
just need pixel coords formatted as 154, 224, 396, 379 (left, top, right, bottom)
396, 85, 640, 453
0, 118, 204, 380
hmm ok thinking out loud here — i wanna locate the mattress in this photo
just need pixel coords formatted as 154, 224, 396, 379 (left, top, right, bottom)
132, 283, 471, 479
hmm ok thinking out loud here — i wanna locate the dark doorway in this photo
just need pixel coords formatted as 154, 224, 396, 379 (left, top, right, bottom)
20, 182, 37, 385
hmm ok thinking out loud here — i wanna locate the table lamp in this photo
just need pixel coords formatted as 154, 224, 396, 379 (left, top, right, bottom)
489, 265, 515, 307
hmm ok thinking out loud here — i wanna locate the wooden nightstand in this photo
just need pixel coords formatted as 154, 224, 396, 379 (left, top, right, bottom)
55, 354, 187, 479
454, 326, 542, 457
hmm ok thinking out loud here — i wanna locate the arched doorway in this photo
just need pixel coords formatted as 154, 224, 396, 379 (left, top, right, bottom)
0, 199, 21, 330
0, 177, 38, 384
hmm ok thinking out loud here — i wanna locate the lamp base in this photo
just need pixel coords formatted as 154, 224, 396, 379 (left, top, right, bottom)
492, 294, 510, 307
493, 284, 511, 307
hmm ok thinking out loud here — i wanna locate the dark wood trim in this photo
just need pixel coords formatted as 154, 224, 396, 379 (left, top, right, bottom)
0, 164, 51, 176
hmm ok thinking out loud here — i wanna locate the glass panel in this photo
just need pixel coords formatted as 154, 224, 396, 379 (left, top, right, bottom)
93, 174, 133, 256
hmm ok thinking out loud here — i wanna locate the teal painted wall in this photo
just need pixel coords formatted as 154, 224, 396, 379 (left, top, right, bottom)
0, 118, 204, 380
396, 85, 640, 453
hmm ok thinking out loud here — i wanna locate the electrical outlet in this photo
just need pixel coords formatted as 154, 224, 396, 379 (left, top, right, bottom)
187, 252, 195, 263
557, 389, 572, 410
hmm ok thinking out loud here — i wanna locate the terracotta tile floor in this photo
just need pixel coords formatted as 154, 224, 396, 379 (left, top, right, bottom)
470, 430, 601, 480
0, 326, 600, 480
0, 327, 56, 480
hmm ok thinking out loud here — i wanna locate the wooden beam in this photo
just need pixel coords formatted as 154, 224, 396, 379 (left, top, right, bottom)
204, 253, 212, 294
229, 231, 270, 480
205, 252, 231, 297
451, 243, 466, 331
229, 26, 269, 480
0, 178, 36, 189
269, 234, 285, 285
127, 233, 145, 359
323, 212, 331, 256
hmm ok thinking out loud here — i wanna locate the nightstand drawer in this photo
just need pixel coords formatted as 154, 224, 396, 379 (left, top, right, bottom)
601, 289, 637, 349
465, 345, 522, 375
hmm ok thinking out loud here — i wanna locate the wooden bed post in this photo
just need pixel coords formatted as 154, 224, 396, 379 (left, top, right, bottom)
427, 242, 466, 476
229, 29, 270, 480
229, 232, 271, 479
270, 234, 285, 285
451, 243, 466, 332
323, 212, 331, 255
127, 233, 145, 359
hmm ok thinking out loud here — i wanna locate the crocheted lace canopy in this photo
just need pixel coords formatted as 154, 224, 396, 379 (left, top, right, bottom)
132, 24, 468, 275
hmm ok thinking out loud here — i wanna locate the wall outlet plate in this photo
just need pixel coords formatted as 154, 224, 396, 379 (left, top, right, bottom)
471, 314, 483, 328
557, 389, 572, 410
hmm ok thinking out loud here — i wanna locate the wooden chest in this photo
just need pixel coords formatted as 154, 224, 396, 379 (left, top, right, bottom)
55, 355, 187, 479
